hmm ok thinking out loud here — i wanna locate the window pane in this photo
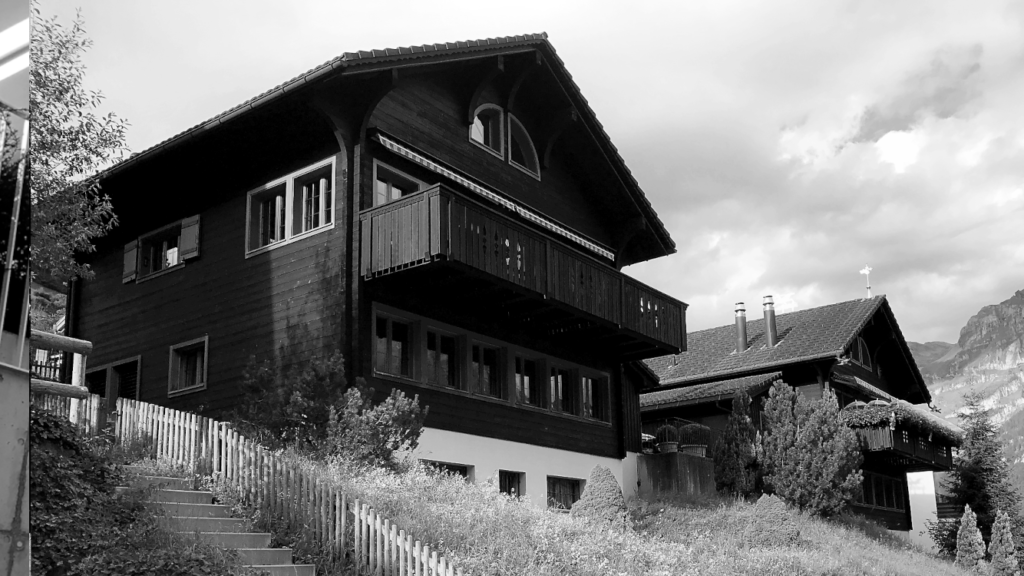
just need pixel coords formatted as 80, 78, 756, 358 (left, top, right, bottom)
375, 317, 388, 373
517, 357, 537, 404
874, 476, 885, 507
426, 332, 438, 385
375, 178, 389, 206
391, 321, 411, 376
439, 335, 457, 388
563, 370, 578, 416
322, 178, 332, 224
582, 377, 593, 418
482, 347, 499, 397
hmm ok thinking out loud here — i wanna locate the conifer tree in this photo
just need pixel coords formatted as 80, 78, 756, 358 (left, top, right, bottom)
957, 504, 986, 571
989, 510, 1021, 576
930, 391, 1024, 558
712, 387, 757, 496
761, 382, 863, 516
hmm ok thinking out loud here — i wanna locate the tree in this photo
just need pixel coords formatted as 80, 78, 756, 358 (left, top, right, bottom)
760, 382, 863, 516
930, 391, 1024, 559
30, 4, 129, 282
712, 387, 757, 496
990, 510, 1021, 576
956, 504, 986, 572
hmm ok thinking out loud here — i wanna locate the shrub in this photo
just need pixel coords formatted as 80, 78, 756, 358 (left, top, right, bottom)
655, 424, 678, 443
742, 493, 799, 548
990, 510, 1021, 576
957, 504, 987, 571
761, 382, 863, 516
712, 388, 758, 496
570, 465, 628, 530
678, 423, 711, 446
323, 385, 428, 469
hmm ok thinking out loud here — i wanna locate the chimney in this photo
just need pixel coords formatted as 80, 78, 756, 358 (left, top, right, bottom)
735, 302, 747, 352
764, 295, 778, 347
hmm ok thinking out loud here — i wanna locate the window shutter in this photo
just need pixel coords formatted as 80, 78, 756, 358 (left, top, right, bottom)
179, 215, 201, 260
123, 240, 139, 283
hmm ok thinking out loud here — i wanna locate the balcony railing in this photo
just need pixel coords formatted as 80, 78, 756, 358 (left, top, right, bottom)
360, 184, 686, 354
854, 424, 953, 470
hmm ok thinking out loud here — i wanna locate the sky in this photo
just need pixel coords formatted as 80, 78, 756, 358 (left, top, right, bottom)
38, 0, 1024, 344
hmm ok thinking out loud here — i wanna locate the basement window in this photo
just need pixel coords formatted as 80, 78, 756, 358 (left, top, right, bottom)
499, 470, 525, 498
168, 336, 208, 397
547, 476, 583, 511
246, 157, 335, 255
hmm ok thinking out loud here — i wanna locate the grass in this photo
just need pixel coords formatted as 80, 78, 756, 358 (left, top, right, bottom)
196, 449, 973, 576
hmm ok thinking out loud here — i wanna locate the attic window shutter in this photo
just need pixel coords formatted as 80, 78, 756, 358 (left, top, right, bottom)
123, 240, 139, 283
179, 215, 201, 260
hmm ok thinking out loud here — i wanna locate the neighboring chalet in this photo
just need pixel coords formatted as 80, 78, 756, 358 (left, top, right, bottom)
65, 34, 688, 509
641, 295, 961, 533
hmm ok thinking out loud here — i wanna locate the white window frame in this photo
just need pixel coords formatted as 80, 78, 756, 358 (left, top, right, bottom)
469, 103, 504, 159
372, 160, 427, 207
507, 113, 541, 180
168, 335, 209, 397
245, 156, 336, 257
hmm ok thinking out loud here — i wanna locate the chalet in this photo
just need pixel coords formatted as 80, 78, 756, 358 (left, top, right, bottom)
65, 34, 688, 509
641, 295, 961, 533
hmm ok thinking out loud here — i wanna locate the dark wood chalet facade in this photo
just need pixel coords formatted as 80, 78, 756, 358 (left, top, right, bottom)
641, 295, 961, 532
66, 34, 688, 508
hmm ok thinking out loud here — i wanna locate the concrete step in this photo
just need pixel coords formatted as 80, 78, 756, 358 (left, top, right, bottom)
157, 502, 231, 518
178, 531, 272, 548
129, 475, 192, 490
151, 488, 214, 504
235, 548, 295, 565
247, 565, 315, 576
166, 516, 247, 532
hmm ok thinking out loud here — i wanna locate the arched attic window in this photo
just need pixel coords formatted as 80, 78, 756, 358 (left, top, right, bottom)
470, 104, 504, 157
508, 114, 540, 179
852, 337, 873, 370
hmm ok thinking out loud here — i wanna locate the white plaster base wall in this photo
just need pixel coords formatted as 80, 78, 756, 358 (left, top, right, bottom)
414, 427, 637, 507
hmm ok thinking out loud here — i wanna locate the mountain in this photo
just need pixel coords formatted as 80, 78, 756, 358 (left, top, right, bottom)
910, 290, 1024, 489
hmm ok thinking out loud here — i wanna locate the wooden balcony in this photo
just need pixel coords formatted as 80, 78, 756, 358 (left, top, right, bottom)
854, 424, 954, 471
360, 184, 686, 358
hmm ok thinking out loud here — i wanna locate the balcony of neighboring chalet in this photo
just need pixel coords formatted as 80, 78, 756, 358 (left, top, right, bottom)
359, 182, 686, 361
841, 400, 962, 472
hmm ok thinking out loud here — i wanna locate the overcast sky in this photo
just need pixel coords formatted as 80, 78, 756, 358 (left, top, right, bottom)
39, 0, 1024, 344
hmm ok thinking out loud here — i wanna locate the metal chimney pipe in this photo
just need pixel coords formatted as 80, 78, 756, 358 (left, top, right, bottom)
764, 295, 778, 347
735, 302, 747, 353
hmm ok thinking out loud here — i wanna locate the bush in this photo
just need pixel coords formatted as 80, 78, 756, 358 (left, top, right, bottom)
678, 423, 711, 446
990, 510, 1021, 576
323, 385, 428, 469
570, 466, 628, 530
761, 382, 863, 516
655, 424, 678, 443
957, 504, 986, 572
742, 493, 799, 548
712, 388, 758, 496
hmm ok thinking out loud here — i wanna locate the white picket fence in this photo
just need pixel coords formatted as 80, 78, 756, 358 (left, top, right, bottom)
33, 391, 462, 576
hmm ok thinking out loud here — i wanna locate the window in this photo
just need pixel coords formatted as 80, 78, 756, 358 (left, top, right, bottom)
856, 472, 905, 511
375, 316, 413, 378
550, 367, 579, 416
547, 476, 583, 510
426, 330, 460, 389
124, 216, 200, 283
499, 470, 525, 497
515, 356, 543, 408
582, 376, 609, 421
84, 356, 142, 399
373, 162, 424, 207
852, 337, 873, 370
245, 157, 335, 255
470, 104, 503, 157
470, 344, 502, 398
168, 336, 208, 397
508, 114, 540, 178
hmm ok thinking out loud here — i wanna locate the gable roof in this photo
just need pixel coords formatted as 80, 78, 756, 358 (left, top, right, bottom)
644, 296, 929, 403
640, 372, 782, 410
90, 33, 675, 258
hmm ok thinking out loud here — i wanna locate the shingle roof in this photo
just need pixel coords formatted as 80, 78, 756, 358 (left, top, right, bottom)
645, 296, 888, 386
90, 33, 674, 255
640, 372, 783, 409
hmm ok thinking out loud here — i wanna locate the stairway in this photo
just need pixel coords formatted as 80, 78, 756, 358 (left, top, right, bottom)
118, 465, 315, 576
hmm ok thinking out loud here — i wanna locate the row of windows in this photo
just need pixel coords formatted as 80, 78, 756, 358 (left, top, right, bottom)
854, 471, 906, 512
470, 104, 540, 179
374, 305, 611, 422
84, 336, 209, 400
423, 460, 584, 510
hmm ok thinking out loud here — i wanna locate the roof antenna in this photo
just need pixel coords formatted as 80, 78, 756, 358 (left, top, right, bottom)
859, 265, 872, 298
